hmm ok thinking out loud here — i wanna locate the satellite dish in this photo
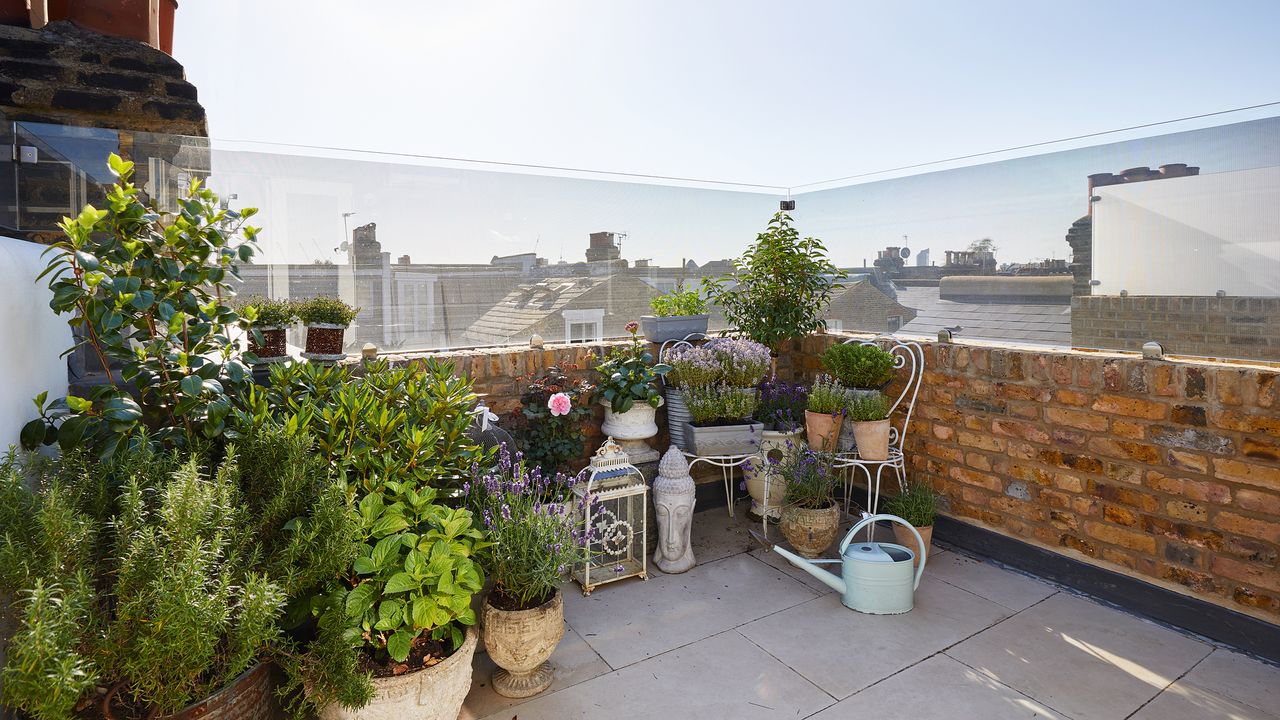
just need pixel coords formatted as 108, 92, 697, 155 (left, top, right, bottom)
899, 247, 911, 259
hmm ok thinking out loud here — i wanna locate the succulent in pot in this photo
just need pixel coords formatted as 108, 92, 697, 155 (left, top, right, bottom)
743, 377, 809, 520
846, 391, 892, 461
297, 296, 358, 361
776, 447, 841, 558
640, 284, 710, 343
464, 447, 591, 698
882, 483, 940, 568
804, 375, 847, 452
236, 295, 297, 363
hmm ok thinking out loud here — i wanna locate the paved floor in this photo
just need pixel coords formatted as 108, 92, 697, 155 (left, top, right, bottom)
461, 505, 1280, 720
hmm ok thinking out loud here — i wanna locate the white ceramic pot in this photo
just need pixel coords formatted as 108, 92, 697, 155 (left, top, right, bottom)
317, 625, 478, 720
483, 591, 565, 698
742, 428, 805, 520
601, 398, 662, 464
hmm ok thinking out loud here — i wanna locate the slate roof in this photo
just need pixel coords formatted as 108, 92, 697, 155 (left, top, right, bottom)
895, 286, 1072, 347
462, 276, 612, 346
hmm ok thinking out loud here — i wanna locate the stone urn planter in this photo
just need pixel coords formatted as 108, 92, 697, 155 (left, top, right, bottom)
742, 428, 805, 520
104, 661, 281, 720
683, 420, 763, 456
892, 523, 933, 568
804, 410, 843, 453
302, 322, 348, 362
601, 397, 662, 464
247, 324, 289, 364
851, 418, 891, 461
639, 314, 710, 344
316, 626, 478, 720
483, 590, 565, 698
780, 504, 840, 558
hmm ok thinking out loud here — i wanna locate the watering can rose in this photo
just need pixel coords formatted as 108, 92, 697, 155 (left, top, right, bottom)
547, 391, 573, 416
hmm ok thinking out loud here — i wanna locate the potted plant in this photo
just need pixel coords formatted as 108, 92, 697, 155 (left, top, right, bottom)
822, 343, 896, 451
640, 283, 710, 343
297, 296, 358, 361
846, 391, 892, 461
883, 483, 940, 568
776, 447, 841, 558
301, 481, 487, 720
508, 366, 595, 476
236, 295, 296, 363
742, 377, 808, 521
465, 447, 590, 698
804, 375, 847, 452
674, 338, 771, 456
593, 321, 672, 463
663, 342, 719, 451
702, 211, 845, 369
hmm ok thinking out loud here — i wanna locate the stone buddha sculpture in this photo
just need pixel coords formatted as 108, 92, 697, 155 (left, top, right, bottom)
652, 445, 696, 573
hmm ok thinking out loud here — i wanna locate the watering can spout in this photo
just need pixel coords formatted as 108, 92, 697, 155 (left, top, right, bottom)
748, 529, 847, 595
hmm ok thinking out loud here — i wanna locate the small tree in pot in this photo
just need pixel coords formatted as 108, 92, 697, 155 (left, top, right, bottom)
465, 448, 591, 698
641, 284, 710, 343
775, 447, 840, 558
297, 297, 358, 361
882, 483, 940, 568
703, 211, 845, 365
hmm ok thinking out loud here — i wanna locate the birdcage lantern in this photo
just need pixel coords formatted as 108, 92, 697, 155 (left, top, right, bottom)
574, 437, 648, 595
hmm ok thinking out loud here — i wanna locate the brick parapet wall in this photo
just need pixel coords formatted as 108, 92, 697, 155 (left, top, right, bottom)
1072, 295, 1280, 362
372, 334, 1280, 624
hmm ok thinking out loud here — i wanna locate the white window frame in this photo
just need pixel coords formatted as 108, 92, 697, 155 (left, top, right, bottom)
563, 309, 605, 343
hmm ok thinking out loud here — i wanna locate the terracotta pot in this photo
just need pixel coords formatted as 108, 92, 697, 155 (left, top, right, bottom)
302, 322, 347, 360
742, 428, 804, 520
316, 625, 477, 720
780, 503, 840, 558
104, 661, 281, 720
483, 590, 565, 699
247, 325, 288, 362
892, 523, 933, 568
851, 418, 891, 461
804, 410, 843, 452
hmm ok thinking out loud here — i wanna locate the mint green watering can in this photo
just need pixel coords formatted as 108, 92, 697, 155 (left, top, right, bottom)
752, 514, 926, 614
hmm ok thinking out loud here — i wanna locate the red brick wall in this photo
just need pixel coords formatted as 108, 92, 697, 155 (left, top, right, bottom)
376, 334, 1280, 624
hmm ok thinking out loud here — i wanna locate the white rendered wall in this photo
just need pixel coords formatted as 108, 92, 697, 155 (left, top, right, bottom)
0, 236, 71, 450
1092, 166, 1280, 296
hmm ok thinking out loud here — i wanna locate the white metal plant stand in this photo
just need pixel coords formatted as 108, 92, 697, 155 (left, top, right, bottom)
574, 438, 648, 595
833, 337, 924, 517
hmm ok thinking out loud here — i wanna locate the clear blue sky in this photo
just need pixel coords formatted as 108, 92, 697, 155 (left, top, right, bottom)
172, 1, 1280, 266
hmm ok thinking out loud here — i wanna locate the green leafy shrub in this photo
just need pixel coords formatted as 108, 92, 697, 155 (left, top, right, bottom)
594, 324, 670, 413
702, 212, 845, 353
235, 295, 298, 327
807, 375, 848, 415
846, 391, 890, 422
682, 385, 759, 425
22, 154, 259, 458
650, 284, 707, 316
297, 296, 359, 326
821, 343, 896, 389
509, 366, 594, 476
883, 483, 940, 527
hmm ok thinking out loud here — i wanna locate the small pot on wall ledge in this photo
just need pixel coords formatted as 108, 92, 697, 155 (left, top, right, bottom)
302, 322, 348, 362
639, 314, 710, 344
683, 420, 763, 456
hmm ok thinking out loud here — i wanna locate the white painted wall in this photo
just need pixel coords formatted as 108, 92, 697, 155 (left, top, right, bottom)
1092, 166, 1280, 296
0, 236, 72, 450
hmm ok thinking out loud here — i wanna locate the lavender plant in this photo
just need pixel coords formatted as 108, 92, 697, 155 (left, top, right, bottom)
775, 446, 839, 510
666, 345, 723, 389
707, 337, 772, 387
465, 446, 592, 610
682, 385, 759, 425
807, 375, 848, 416
755, 377, 809, 431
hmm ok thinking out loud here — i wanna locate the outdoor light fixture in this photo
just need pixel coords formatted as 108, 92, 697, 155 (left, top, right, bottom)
1142, 341, 1165, 360
780, 199, 796, 211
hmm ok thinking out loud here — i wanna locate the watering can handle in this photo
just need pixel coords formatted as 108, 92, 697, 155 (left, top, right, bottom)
839, 513, 928, 590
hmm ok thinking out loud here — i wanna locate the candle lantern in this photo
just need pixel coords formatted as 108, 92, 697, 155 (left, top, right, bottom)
574, 437, 648, 595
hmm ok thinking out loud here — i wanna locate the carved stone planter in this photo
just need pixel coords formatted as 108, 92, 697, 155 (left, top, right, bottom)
601, 398, 662, 464
742, 428, 805, 520
780, 504, 840, 558
483, 590, 565, 698
316, 626, 478, 720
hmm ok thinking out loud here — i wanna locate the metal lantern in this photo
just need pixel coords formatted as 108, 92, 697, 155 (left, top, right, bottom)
574, 437, 648, 595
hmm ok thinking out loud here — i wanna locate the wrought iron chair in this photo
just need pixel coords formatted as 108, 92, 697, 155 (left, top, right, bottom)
832, 336, 925, 517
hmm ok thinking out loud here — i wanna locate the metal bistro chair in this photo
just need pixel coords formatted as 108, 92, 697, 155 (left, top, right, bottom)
833, 336, 924, 517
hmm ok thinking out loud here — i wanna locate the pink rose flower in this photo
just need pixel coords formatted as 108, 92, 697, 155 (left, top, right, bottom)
547, 392, 572, 416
